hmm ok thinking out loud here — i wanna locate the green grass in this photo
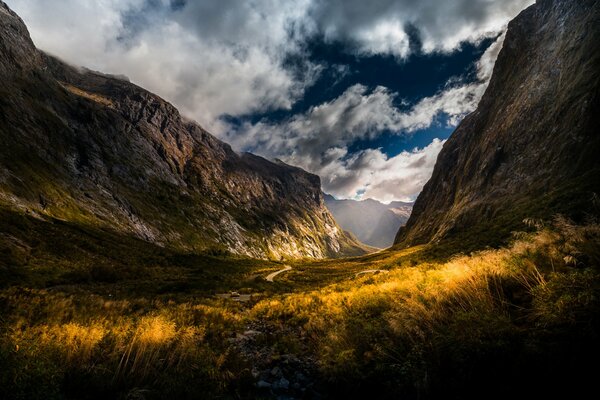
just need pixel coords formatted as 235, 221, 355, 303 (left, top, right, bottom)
0, 206, 286, 298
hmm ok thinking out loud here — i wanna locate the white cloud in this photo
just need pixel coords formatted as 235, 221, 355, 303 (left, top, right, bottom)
4, 0, 521, 201
223, 33, 507, 201
307, 139, 446, 203
353, 19, 411, 58
6, 0, 317, 130
476, 31, 506, 82
310, 0, 533, 56
219, 79, 456, 200
355, 139, 445, 203
7, 0, 531, 129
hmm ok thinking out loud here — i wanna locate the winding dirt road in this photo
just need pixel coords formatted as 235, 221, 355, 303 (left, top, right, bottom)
355, 269, 389, 277
265, 265, 292, 282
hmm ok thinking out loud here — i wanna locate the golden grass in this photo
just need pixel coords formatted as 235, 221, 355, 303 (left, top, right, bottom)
60, 83, 114, 107
247, 220, 599, 385
1, 293, 247, 397
1, 219, 598, 398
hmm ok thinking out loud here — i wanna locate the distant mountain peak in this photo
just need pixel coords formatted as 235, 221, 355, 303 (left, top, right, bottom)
324, 195, 413, 248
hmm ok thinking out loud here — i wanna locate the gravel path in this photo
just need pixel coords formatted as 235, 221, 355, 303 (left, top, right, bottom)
355, 269, 389, 277
265, 265, 292, 282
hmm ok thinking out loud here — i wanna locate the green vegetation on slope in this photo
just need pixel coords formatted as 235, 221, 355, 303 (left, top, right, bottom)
1, 217, 598, 399
0, 206, 284, 296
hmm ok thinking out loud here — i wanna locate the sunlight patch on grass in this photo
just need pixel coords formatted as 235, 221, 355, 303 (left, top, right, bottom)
60, 83, 114, 107
1, 219, 598, 398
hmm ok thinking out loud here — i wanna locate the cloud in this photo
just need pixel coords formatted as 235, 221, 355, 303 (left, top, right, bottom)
309, 0, 532, 56
356, 140, 446, 203
8, 0, 531, 129
6, 0, 317, 130
5, 0, 522, 201
322, 140, 446, 203
223, 33, 507, 201
220, 80, 454, 200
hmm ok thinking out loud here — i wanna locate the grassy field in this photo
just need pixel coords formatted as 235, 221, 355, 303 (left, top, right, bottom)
1, 217, 599, 399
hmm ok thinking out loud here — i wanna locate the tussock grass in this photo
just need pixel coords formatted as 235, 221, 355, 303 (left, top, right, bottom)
249, 218, 600, 398
0, 218, 598, 399
0, 292, 248, 399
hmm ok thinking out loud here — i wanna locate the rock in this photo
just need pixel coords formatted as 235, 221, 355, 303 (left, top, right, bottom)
273, 377, 290, 390
256, 380, 271, 389
0, 1, 370, 261
294, 372, 306, 382
271, 366, 282, 378
259, 369, 271, 380
395, 0, 600, 250
236, 329, 262, 341
281, 354, 299, 364
125, 388, 148, 400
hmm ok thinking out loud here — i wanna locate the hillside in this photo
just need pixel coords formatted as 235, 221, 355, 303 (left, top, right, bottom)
395, 0, 600, 249
0, 2, 368, 262
324, 194, 412, 248
1, 1, 599, 399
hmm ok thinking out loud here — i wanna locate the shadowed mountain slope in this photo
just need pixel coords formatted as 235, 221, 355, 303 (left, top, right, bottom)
396, 0, 600, 250
0, 2, 368, 261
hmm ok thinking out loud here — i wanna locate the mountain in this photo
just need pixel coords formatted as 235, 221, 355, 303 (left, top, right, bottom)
395, 0, 600, 250
324, 194, 413, 248
0, 2, 368, 262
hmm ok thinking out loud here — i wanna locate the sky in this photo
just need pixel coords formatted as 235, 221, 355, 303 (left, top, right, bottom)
6, 0, 534, 202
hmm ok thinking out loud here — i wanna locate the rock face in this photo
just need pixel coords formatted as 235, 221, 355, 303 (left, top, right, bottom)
395, 0, 600, 248
0, 2, 367, 260
324, 194, 412, 248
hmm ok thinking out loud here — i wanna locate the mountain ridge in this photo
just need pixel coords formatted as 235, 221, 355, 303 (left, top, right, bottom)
395, 0, 600, 250
324, 194, 413, 248
0, 1, 368, 261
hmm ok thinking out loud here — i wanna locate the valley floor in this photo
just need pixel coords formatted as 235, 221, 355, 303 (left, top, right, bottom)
1, 218, 599, 399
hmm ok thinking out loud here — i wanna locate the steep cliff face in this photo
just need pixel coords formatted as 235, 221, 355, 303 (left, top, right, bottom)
0, 2, 367, 260
395, 0, 600, 249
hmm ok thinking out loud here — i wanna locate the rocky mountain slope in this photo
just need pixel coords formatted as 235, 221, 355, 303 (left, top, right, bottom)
0, 2, 368, 261
324, 194, 412, 248
396, 0, 600, 249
